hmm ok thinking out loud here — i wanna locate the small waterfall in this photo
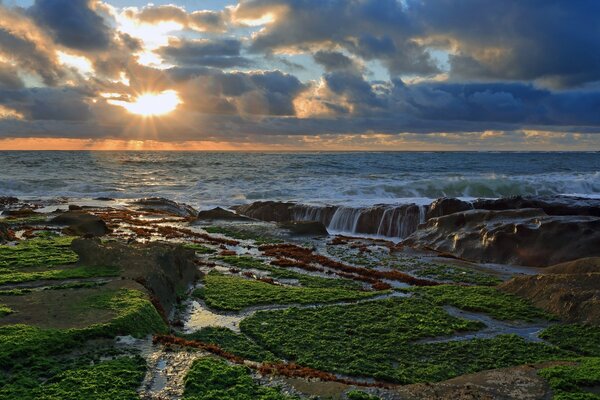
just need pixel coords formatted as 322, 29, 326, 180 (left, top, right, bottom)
238, 201, 429, 239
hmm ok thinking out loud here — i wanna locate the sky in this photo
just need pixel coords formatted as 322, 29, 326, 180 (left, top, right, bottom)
0, 0, 599, 150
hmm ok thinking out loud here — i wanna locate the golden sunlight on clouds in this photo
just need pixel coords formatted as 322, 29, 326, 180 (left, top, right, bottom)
57, 51, 94, 77
107, 90, 182, 117
0, 105, 23, 120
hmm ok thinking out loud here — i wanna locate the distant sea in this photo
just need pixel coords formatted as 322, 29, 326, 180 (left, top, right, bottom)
1, 151, 599, 209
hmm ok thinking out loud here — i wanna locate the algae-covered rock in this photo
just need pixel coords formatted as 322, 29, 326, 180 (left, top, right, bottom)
71, 238, 200, 314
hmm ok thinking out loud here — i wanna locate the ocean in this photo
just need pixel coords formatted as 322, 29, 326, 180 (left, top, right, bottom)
1, 151, 599, 209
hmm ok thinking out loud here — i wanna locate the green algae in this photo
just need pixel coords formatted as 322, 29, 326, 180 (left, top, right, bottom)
412, 264, 501, 286
0, 288, 165, 399
240, 297, 570, 383
0, 236, 77, 270
183, 357, 296, 400
204, 226, 282, 244
0, 305, 12, 317
217, 255, 362, 289
347, 390, 381, 400
406, 285, 551, 321
196, 272, 383, 311
539, 358, 600, 400
0, 265, 120, 285
541, 325, 600, 357
181, 327, 277, 363
183, 243, 217, 254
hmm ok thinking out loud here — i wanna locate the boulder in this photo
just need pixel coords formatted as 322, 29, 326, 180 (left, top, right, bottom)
2, 208, 37, 217
130, 197, 198, 218
51, 211, 110, 237
71, 238, 200, 315
501, 258, 600, 324
279, 221, 329, 235
0, 197, 18, 209
404, 208, 600, 267
234, 201, 296, 222
426, 197, 473, 219
196, 207, 252, 221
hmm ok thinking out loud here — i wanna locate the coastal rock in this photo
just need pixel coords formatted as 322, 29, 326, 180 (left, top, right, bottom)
196, 207, 252, 221
51, 211, 110, 237
1, 208, 37, 217
278, 221, 329, 235
234, 201, 295, 222
71, 238, 200, 314
130, 197, 198, 218
426, 197, 473, 219
0, 222, 14, 243
235, 201, 426, 238
500, 258, 600, 324
403, 208, 600, 266
473, 195, 600, 217
0, 196, 18, 209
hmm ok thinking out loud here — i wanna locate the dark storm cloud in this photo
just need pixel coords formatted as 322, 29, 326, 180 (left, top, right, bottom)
29, 0, 112, 51
0, 87, 93, 121
157, 39, 252, 68
313, 51, 357, 72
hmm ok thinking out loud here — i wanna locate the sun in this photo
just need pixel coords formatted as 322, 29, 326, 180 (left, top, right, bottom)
109, 90, 182, 117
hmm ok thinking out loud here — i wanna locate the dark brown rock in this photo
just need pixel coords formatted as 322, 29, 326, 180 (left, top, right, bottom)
0, 197, 18, 208
426, 197, 473, 219
51, 211, 110, 237
196, 207, 252, 221
130, 197, 198, 217
2, 208, 37, 217
234, 201, 296, 222
404, 208, 600, 266
279, 221, 329, 235
473, 195, 600, 217
71, 238, 200, 314
0, 222, 14, 243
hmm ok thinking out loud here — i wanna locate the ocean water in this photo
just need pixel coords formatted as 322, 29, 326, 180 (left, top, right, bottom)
0, 151, 599, 209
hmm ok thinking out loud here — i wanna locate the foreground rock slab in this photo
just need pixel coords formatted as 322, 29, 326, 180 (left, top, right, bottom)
404, 208, 600, 266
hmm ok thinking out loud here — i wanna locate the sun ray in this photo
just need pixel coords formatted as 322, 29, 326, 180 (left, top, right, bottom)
108, 90, 181, 117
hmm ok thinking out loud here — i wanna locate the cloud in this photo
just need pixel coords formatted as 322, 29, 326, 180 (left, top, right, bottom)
29, 0, 112, 51
157, 38, 252, 68
130, 4, 229, 32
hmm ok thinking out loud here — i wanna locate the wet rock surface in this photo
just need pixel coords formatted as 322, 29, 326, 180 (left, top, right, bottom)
131, 197, 198, 218
51, 211, 110, 237
472, 195, 600, 217
426, 197, 473, 219
196, 207, 252, 221
404, 208, 600, 266
501, 258, 600, 324
278, 220, 329, 235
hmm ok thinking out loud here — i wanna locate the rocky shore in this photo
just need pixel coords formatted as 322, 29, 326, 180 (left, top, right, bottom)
0, 195, 598, 399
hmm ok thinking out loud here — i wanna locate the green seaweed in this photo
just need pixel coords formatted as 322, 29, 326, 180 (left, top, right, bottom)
217, 255, 362, 289
347, 390, 381, 400
0, 305, 12, 316
204, 226, 282, 245
539, 358, 600, 400
0, 236, 77, 270
0, 265, 120, 285
406, 285, 551, 321
541, 325, 600, 357
183, 357, 296, 400
196, 272, 383, 311
183, 243, 217, 254
181, 327, 277, 363
241, 297, 570, 383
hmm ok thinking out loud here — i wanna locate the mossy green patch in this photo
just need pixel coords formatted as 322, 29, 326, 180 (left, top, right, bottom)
412, 264, 501, 286
197, 272, 383, 311
541, 325, 600, 357
181, 327, 277, 363
183, 243, 217, 254
204, 226, 282, 245
31, 356, 146, 400
0, 305, 12, 316
347, 390, 381, 400
2, 215, 49, 226
0, 265, 120, 285
183, 357, 296, 400
406, 285, 550, 321
241, 297, 570, 383
0, 236, 77, 270
539, 358, 600, 400
217, 255, 362, 289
